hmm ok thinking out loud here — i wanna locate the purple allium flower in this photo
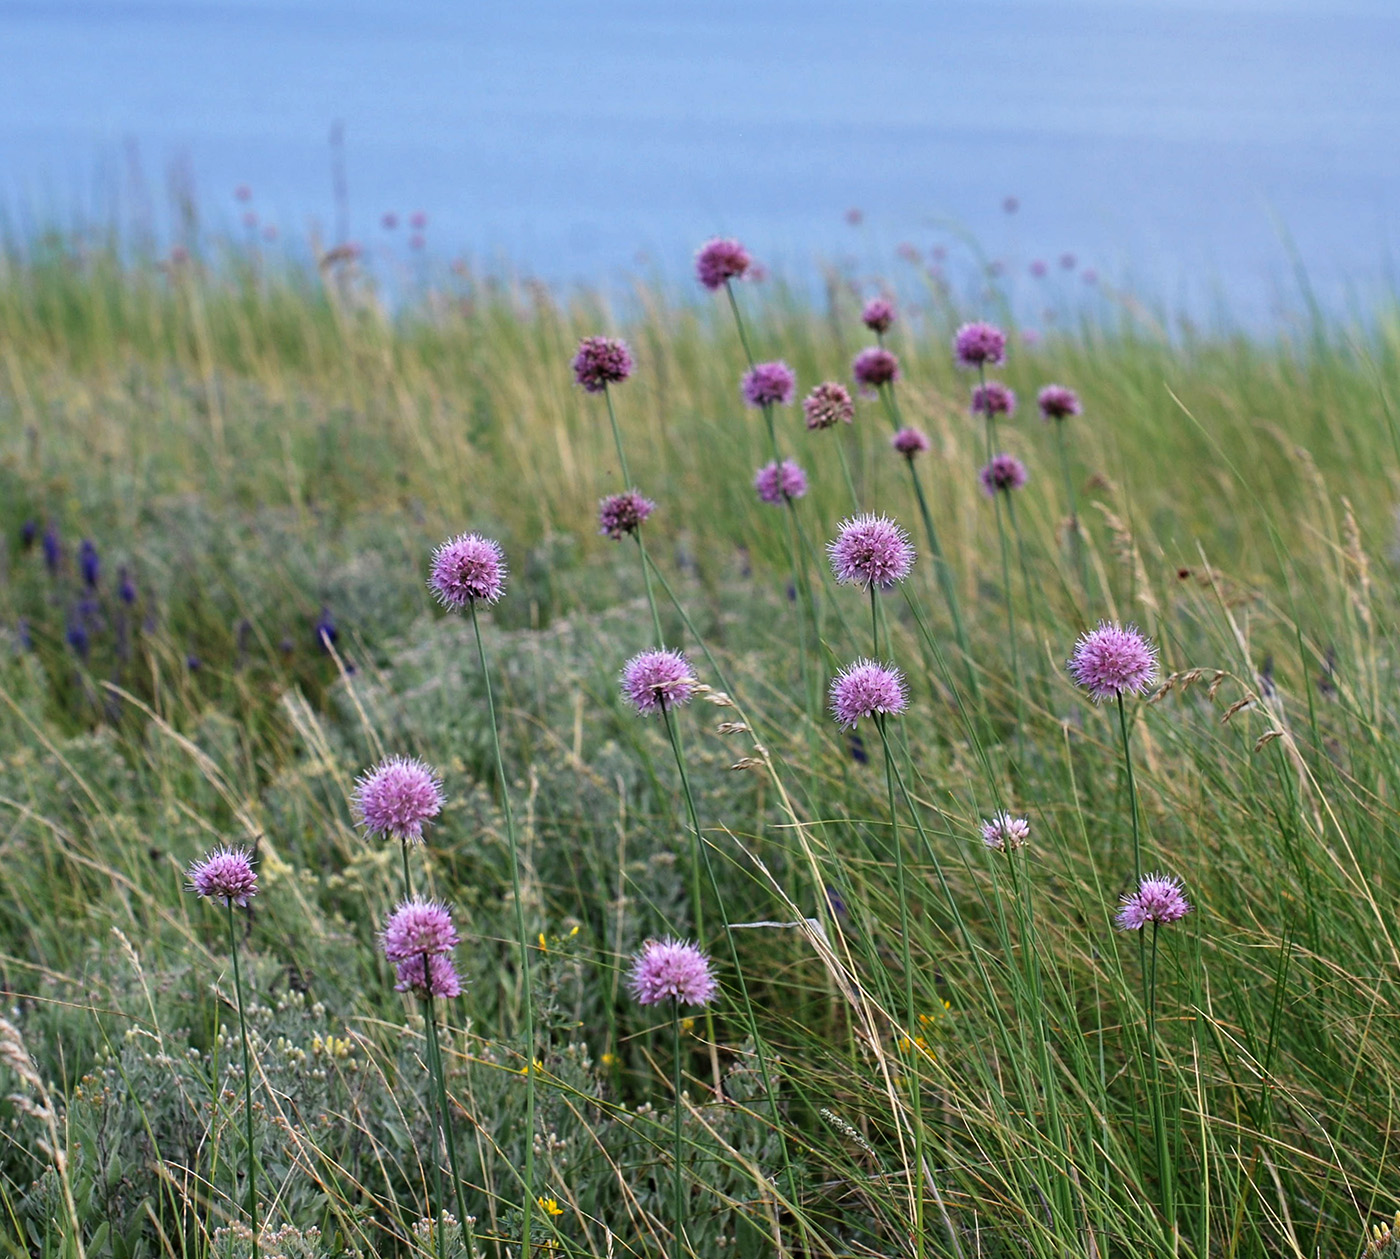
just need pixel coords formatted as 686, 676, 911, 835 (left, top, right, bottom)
598, 490, 656, 540
742, 361, 796, 408
971, 382, 1017, 418
1037, 384, 1081, 421
429, 532, 507, 607
829, 659, 908, 728
629, 938, 718, 1007
953, 321, 1007, 368
395, 952, 464, 999
827, 514, 916, 590
382, 899, 459, 964
1060, 252, 1077, 271
852, 347, 900, 391
891, 427, 931, 459
1003, 195, 1020, 214
1067, 622, 1159, 702
980, 454, 1028, 496
754, 459, 808, 505
695, 237, 751, 290
1029, 259, 1048, 278
571, 336, 634, 393
621, 648, 696, 715
981, 813, 1030, 852
1115, 874, 1191, 931
803, 381, 855, 430
187, 846, 259, 907
861, 297, 896, 334
354, 755, 445, 844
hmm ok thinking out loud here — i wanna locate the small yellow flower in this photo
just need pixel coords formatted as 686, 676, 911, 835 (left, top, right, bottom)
537, 1196, 565, 1217
601, 1052, 617, 1067
538, 932, 549, 952
681, 1017, 695, 1033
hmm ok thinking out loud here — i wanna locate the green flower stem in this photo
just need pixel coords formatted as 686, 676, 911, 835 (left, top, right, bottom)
672, 1001, 686, 1259
1117, 692, 1143, 881
401, 840, 413, 902
424, 991, 470, 1239
1054, 420, 1088, 598
723, 281, 756, 369
603, 383, 664, 644
226, 904, 259, 1259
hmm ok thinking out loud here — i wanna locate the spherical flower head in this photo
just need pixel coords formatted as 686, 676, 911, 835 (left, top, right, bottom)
354, 756, 445, 844
429, 532, 507, 607
861, 297, 896, 334
629, 938, 718, 1007
754, 459, 808, 505
1116, 873, 1191, 931
828, 513, 916, 590
395, 952, 464, 999
571, 336, 634, 393
621, 648, 696, 715
1068, 622, 1159, 703
742, 361, 796, 408
598, 490, 656, 540
803, 381, 855, 430
891, 427, 930, 459
382, 899, 459, 964
981, 813, 1030, 852
954, 321, 1007, 368
187, 847, 259, 907
971, 381, 1016, 418
830, 659, 908, 729
695, 237, 751, 290
1038, 384, 1082, 421
852, 347, 900, 391
980, 454, 1028, 496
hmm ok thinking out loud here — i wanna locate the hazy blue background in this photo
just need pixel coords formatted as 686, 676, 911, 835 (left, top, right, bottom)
3, 0, 1398, 322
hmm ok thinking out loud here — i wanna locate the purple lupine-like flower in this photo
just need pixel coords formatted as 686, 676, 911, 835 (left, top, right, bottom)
852, 347, 900, 390
621, 648, 696, 715
1116, 874, 1191, 931
861, 297, 896, 334
314, 605, 338, 651
972, 381, 1016, 418
187, 846, 259, 907
598, 490, 656, 540
980, 454, 1028, 496
981, 813, 1030, 852
742, 361, 796, 408
695, 237, 751, 290
42, 525, 60, 574
754, 459, 808, 505
829, 659, 908, 728
395, 952, 464, 999
629, 938, 718, 1007
118, 567, 137, 605
79, 540, 100, 588
953, 321, 1007, 368
571, 336, 634, 392
382, 899, 459, 964
429, 532, 507, 607
1037, 384, 1081, 421
803, 381, 855, 430
828, 514, 916, 590
891, 427, 931, 459
1067, 622, 1159, 702
354, 756, 446, 844
19, 521, 36, 551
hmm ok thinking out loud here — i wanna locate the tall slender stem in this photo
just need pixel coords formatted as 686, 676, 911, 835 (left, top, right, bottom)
1054, 421, 1088, 599
603, 385, 632, 485
424, 992, 470, 1237
1147, 923, 1174, 1228
1117, 692, 1143, 880
401, 841, 413, 902
468, 601, 535, 1259
227, 906, 259, 1259
723, 281, 756, 368
672, 1003, 686, 1259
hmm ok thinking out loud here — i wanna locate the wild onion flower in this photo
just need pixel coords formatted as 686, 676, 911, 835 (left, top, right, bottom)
829, 659, 908, 728
1067, 622, 1159, 702
571, 336, 634, 392
1115, 874, 1191, 930
1030, 259, 1048, 278
742, 361, 796, 408
803, 381, 854, 430
954, 321, 1007, 368
382, 899, 460, 964
981, 813, 1030, 852
598, 490, 656, 539
980, 454, 1028, 496
1038, 384, 1082, 420
394, 952, 464, 998
754, 459, 808, 505
187, 846, 259, 906
891, 427, 930, 459
629, 938, 718, 1006
852, 347, 900, 390
972, 382, 1016, 418
621, 648, 696, 715
429, 532, 507, 607
354, 756, 445, 844
827, 514, 915, 590
861, 297, 896, 334
695, 237, 751, 289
